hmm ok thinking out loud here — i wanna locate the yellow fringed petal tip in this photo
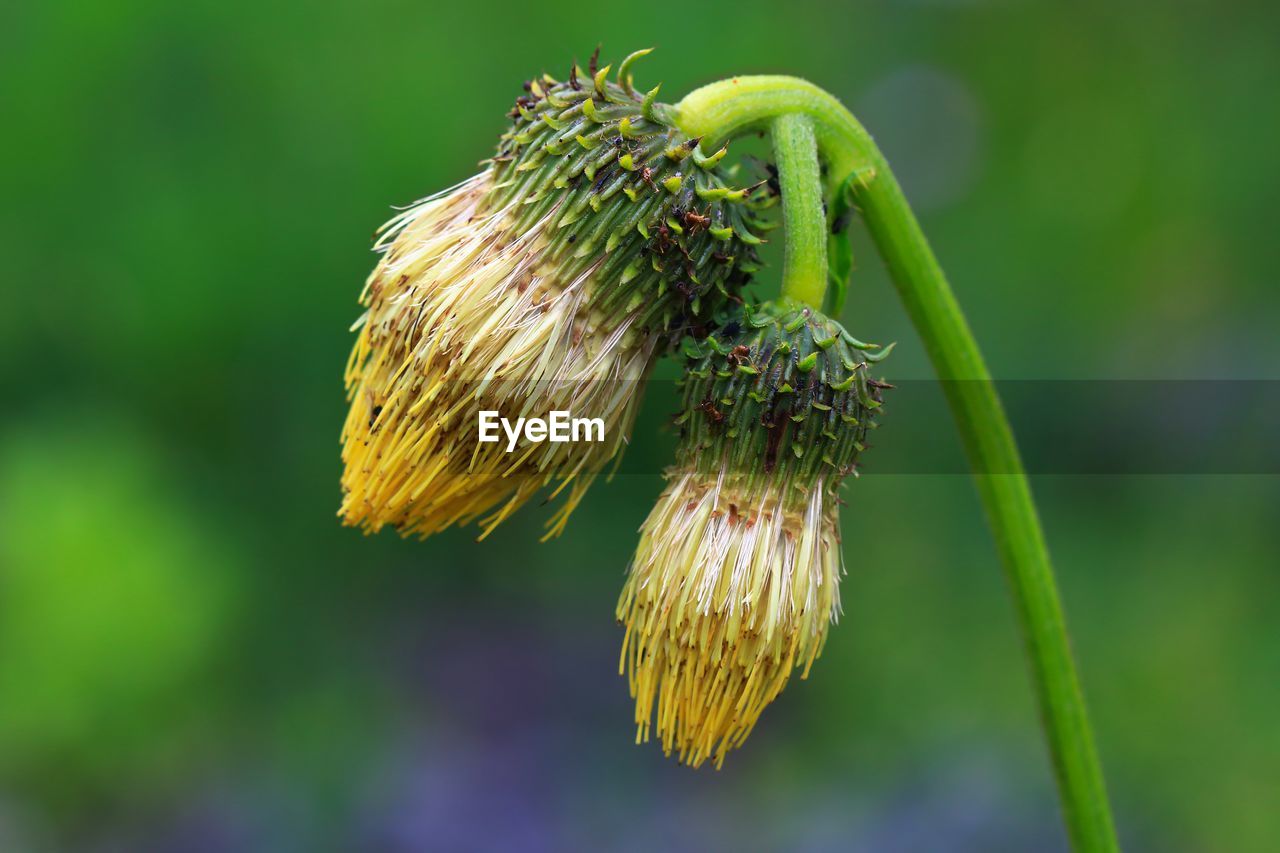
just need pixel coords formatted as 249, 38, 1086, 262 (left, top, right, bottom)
617, 469, 843, 769
339, 175, 653, 541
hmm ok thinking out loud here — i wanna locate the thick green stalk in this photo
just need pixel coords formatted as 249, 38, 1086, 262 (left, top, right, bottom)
771, 114, 828, 309
675, 78, 1119, 853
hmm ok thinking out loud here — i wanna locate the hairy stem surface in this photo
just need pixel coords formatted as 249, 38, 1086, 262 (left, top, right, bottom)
771, 114, 828, 309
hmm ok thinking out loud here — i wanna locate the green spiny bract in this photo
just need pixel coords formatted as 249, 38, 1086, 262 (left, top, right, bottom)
674, 298, 894, 498
484, 51, 772, 341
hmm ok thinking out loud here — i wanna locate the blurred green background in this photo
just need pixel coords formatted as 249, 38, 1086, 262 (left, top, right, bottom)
3, 1, 1278, 850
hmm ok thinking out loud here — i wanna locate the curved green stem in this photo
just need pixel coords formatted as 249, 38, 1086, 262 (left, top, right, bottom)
676, 77, 1118, 853
677, 76, 877, 195
771, 114, 827, 309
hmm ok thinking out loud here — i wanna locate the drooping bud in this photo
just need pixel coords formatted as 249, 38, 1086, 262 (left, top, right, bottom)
341, 52, 771, 540
618, 298, 892, 767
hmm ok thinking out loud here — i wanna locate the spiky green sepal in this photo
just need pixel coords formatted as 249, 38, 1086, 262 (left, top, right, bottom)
484, 53, 772, 341
673, 299, 893, 501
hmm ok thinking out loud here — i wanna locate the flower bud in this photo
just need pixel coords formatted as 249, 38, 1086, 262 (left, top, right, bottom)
341, 52, 769, 540
618, 298, 892, 767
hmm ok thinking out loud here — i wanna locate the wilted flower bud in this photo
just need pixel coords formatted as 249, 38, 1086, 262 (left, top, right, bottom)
618, 298, 892, 767
341, 51, 768, 540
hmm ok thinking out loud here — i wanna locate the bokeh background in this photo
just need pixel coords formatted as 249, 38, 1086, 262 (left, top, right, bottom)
3, 1, 1279, 850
